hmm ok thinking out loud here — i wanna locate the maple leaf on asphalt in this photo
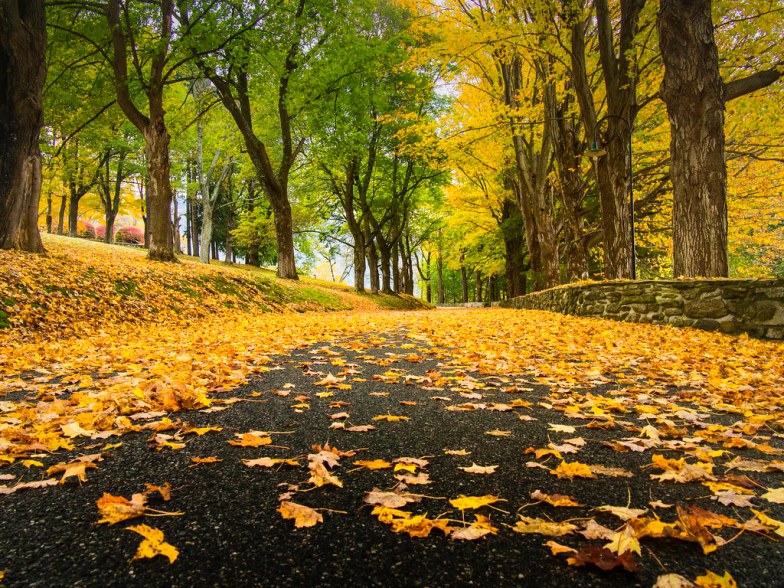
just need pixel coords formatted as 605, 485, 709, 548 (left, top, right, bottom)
243, 457, 301, 468
228, 431, 272, 447
451, 515, 498, 540
567, 545, 638, 572
711, 490, 755, 508
353, 459, 392, 470
761, 488, 784, 504
545, 540, 577, 555
751, 509, 784, 537
344, 424, 376, 432
364, 489, 422, 508
127, 524, 178, 563
191, 456, 222, 465
0, 478, 58, 495
278, 501, 323, 528
394, 473, 431, 485
603, 523, 642, 556
47, 460, 97, 484
653, 573, 695, 588
394, 457, 430, 468
444, 449, 470, 456
372, 415, 410, 422
551, 461, 596, 480
530, 489, 582, 507
458, 463, 498, 475
694, 571, 737, 587
97, 493, 147, 524
449, 495, 505, 510
512, 516, 577, 537
596, 505, 648, 521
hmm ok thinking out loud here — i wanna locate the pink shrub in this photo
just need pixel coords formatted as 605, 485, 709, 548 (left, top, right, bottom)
95, 225, 107, 240
115, 226, 144, 244
76, 220, 96, 239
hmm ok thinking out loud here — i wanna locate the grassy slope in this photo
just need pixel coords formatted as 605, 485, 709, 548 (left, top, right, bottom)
0, 234, 431, 338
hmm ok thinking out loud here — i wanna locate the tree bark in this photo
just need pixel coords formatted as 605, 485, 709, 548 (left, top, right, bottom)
474, 270, 483, 303
0, 0, 46, 252
568, 1, 645, 279
107, 0, 176, 262
460, 264, 468, 303
659, 0, 727, 277
437, 254, 445, 304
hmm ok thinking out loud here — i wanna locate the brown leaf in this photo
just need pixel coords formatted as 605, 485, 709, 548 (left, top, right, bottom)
566, 545, 639, 572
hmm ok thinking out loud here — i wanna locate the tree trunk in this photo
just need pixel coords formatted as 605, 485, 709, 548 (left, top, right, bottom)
460, 265, 468, 303
57, 194, 66, 234
144, 118, 175, 261
107, 0, 175, 262
659, 0, 728, 277
68, 188, 80, 236
354, 239, 366, 293
501, 198, 526, 297
437, 254, 445, 304
366, 235, 379, 294
0, 0, 46, 252
474, 270, 483, 303
45, 192, 52, 233
392, 242, 400, 293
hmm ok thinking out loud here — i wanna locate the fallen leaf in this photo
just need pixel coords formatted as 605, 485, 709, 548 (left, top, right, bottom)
458, 463, 498, 475
191, 456, 222, 464
566, 545, 638, 572
512, 516, 577, 537
372, 415, 410, 422
278, 501, 323, 528
551, 461, 596, 480
127, 524, 178, 563
653, 573, 695, 588
694, 570, 737, 587
97, 493, 147, 524
761, 487, 784, 504
545, 540, 577, 555
243, 457, 301, 468
364, 489, 422, 508
353, 459, 392, 470
531, 489, 582, 507
228, 432, 272, 447
449, 495, 505, 510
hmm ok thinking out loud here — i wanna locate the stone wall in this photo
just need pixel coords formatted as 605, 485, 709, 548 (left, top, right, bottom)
498, 279, 784, 340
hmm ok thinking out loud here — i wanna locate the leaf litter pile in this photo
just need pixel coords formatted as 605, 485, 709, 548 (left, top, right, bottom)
2, 252, 784, 586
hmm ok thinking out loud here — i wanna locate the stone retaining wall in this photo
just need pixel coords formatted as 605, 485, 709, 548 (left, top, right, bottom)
498, 278, 784, 340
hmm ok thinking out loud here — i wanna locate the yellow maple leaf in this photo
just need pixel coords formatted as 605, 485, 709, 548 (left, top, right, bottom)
372, 415, 410, 422
551, 461, 596, 480
752, 509, 784, 537
278, 501, 323, 528
353, 459, 392, 470
449, 495, 505, 510
126, 524, 178, 563
228, 432, 272, 447
545, 540, 577, 555
243, 457, 301, 468
694, 570, 738, 587
530, 489, 582, 507
512, 516, 577, 537
761, 487, 784, 504
191, 456, 222, 464
97, 493, 147, 525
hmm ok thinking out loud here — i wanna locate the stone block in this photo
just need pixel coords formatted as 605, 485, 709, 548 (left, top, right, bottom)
741, 301, 779, 323
663, 308, 681, 317
684, 298, 727, 319
694, 318, 720, 331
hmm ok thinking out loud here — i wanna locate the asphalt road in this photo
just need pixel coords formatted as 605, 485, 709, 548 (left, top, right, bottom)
1, 328, 783, 588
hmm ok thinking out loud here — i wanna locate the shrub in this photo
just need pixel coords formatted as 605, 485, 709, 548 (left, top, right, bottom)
114, 226, 144, 245
76, 220, 96, 239
95, 225, 107, 240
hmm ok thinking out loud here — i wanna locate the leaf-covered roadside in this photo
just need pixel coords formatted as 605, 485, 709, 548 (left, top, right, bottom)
2, 299, 784, 584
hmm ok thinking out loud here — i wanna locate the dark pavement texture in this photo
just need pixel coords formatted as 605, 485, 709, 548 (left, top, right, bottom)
1, 328, 783, 588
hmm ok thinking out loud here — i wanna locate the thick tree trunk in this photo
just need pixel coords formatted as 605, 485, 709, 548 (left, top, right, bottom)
199, 205, 213, 263
45, 192, 52, 233
144, 118, 175, 261
57, 194, 66, 234
501, 198, 526, 297
271, 195, 298, 278
378, 241, 393, 294
460, 265, 468, 303
68, 190, 80, 237
659, 0, 728, 277
392, 242, 400, 293
353, 240, 366, 293
474, 270, 483, 303
0, 0, 46, 252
